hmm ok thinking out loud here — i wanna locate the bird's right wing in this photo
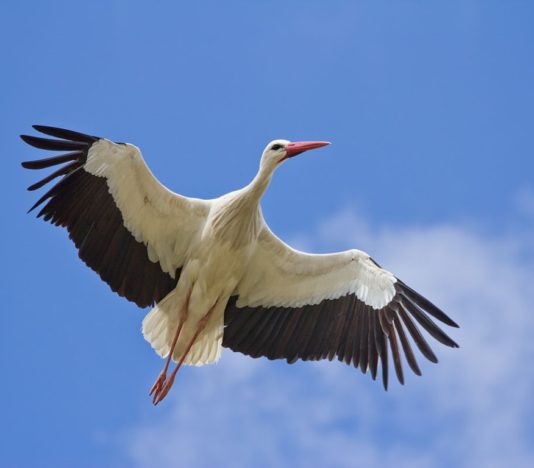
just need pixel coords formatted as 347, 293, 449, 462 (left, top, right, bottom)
224, 225, 458, 389
21, 125, 210, 308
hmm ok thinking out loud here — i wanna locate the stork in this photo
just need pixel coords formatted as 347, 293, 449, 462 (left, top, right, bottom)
21, 125, 459, 405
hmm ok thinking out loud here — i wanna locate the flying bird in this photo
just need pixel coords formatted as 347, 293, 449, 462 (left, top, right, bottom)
21, 125, 459, 405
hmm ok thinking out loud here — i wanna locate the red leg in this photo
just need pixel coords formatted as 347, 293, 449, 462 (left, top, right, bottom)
148, 318, 185, 397
152, 301, 218, 405
149, 293, 190, 398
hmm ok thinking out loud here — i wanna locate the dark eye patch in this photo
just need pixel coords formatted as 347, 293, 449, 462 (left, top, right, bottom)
271, 144, 283, 151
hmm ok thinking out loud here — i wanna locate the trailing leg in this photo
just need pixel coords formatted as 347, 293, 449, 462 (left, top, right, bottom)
152, 300, 219, 405
148, 292, 191, 400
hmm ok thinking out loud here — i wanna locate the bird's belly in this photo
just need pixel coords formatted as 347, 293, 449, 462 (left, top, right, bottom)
200, 240, 251, 289
183, 238, 253, 320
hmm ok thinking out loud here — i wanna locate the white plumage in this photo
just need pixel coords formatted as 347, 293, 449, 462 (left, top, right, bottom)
85, 139, 209, 277
235, 229, 397, 309
22, 126, 459, 405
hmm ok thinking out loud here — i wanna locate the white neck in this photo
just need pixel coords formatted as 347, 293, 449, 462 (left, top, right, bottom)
243, 160, 276, 203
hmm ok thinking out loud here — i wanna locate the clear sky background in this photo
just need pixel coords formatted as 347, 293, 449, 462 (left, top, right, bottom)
1, 1, 534, 467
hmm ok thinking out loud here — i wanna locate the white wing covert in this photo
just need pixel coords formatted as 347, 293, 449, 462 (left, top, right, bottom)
224, 225, 459, 389
22, 125, 210, 308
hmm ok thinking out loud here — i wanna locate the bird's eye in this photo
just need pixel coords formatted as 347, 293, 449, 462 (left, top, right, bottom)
271, 144, 283, 151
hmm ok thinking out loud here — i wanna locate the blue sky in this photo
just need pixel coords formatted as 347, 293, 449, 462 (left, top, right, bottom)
1, 1, 534, 467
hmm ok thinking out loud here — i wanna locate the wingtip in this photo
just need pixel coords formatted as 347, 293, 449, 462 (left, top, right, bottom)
32, 124, 52, 133
29, 124, 100, 143
443, 337, 460, 349
27, 181, 42, 191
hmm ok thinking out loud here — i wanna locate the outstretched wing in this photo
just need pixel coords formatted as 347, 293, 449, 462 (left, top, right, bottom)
223, 225, 459, 389
21, 125, 210, 308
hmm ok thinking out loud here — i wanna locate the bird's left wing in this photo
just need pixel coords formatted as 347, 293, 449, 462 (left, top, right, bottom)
223, 224, 459, 389
21, 125, 210, 308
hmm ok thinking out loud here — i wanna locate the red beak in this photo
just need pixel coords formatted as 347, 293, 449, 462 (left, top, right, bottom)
285, 141, 331, 158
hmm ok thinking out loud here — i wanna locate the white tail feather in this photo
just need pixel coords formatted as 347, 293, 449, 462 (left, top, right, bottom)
142, 293, 223, 366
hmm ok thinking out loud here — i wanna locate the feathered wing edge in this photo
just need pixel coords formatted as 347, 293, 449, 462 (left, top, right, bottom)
21, 125, 179, 308
223, 278, 458, 390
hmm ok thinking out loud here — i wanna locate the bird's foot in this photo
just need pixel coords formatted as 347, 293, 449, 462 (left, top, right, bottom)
149, 370, 167, 399
152, 373, 176, 405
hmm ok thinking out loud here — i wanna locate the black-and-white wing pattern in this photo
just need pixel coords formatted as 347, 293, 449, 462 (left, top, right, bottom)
21, 125, 209, 308
22, 125, 458, 388
224, 226, 458, 389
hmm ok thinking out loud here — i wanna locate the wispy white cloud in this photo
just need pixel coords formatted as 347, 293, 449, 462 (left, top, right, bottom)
122, 210, 534, 468
514, 186, 534, 219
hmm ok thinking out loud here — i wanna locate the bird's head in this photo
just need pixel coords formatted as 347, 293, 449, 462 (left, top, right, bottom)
260, 139, 331, 170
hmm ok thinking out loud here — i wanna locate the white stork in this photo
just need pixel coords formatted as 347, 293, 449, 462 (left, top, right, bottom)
21, 125, 459, 405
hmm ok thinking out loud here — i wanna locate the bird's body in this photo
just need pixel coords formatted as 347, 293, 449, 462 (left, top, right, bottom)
21, 126, 459, 404
145, 152, 281, 368
146, 192, 263, 367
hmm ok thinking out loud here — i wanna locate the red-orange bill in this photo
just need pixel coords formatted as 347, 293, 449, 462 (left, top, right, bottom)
285, 141, 331, 158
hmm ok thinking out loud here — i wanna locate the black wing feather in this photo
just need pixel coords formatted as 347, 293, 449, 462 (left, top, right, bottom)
32, 125, 99, 143
21, 134, 89, 151
223, 278, 459, 390
21, 125, 180, 308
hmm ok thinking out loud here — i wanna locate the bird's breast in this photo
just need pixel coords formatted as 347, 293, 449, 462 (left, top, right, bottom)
206, 196, 263, 251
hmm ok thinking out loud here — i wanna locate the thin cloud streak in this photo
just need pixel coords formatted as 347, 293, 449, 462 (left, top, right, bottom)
123, 210, 534, 468
515, 186, 534, 219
